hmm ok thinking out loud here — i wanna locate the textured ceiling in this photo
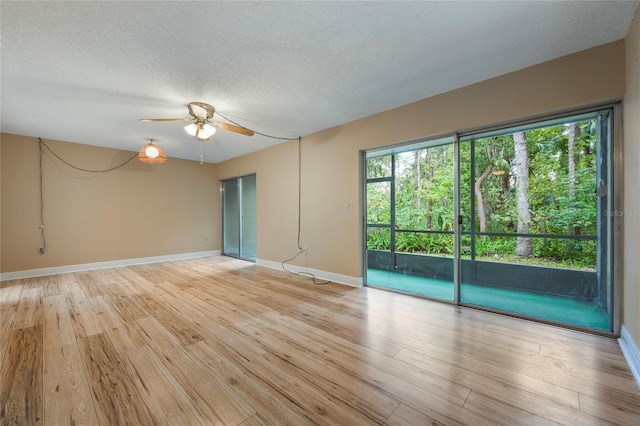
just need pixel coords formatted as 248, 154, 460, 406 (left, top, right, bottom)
1, 1, 638, 163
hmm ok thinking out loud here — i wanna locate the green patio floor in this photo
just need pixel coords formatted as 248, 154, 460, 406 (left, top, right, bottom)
366, 269, 611, 330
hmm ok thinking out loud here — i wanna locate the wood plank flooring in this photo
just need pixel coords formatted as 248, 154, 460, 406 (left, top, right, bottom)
1, 256, 639, 425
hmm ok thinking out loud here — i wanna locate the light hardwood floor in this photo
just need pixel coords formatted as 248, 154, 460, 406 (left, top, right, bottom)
1, 256, 639, 425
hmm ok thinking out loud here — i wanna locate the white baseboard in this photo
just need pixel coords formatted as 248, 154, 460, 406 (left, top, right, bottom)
256, 258, 363, 288
0, 250, 221, 281
619, 325, 640, 388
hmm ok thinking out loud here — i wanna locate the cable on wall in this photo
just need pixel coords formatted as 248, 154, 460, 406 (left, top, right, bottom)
281, 137, 331, 285
38, 140, 46, 254
39, 138, 138, 173
36, 138, 138, 255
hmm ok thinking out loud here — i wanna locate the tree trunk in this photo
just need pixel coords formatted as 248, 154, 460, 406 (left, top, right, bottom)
513, 131, 532, 256
426, 152, 435, 230
415, 150, 422, 210
475, 164, 493, 233
567, 123, 582, 236
567, 123, 580, 202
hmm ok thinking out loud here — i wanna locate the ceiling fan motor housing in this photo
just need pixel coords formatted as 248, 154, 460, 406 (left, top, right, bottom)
188, 102, 215, 120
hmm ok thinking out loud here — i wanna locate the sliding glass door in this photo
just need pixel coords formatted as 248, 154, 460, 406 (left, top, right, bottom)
458, 110, 613, 330
365, 137, 455, 301
222, 174, 256, 261
364, 106, 618, 333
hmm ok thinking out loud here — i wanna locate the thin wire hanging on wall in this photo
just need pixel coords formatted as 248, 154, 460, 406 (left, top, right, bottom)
36, 137, 152, 255
280, 137, 331, 285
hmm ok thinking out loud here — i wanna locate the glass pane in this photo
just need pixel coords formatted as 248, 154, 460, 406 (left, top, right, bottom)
366, 227, 391, 251
366, 136, 455, 302
366, 155, 392, 179
240, 175, 257, 261
366, 182, 391, 224
460, 235, 596, 270
462, 119, 598, 237
222, 180, 239, 257
396, 232, 454, 256
459, 236, 606, 329
394, 145, 454, 231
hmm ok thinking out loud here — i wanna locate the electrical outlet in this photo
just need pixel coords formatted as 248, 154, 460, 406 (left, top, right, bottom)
39, 247, 45, 254
204, 236, 210, 242
344, 203, 350, 212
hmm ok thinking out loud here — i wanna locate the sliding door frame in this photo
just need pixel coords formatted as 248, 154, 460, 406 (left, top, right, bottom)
221, 173, 257, 262
362, 102, 623, 336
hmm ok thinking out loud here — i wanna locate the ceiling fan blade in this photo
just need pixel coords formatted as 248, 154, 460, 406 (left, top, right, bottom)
140, 118, 190, 122
214, 121, 254, 137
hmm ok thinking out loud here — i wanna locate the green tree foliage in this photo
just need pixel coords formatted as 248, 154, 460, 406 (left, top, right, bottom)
366, 118, 599, 269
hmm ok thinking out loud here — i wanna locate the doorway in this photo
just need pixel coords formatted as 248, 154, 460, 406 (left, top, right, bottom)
222, 174, 257, 261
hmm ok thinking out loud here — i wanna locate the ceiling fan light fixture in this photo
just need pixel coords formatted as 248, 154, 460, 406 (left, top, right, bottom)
185, 122, 216, 141
201, 123, 216, 138
184, 123, 198, 136
138, 141, 168, 164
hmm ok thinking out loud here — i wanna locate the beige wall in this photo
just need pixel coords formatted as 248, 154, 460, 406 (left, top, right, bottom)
218, 41, 626, 279
624, 9, 640, 347
217, 139, 301, 263
0, 134, 220, 273
0, 135, 3, 273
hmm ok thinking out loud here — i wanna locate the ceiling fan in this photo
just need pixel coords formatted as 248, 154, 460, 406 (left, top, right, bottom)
140, 102, 254, 141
